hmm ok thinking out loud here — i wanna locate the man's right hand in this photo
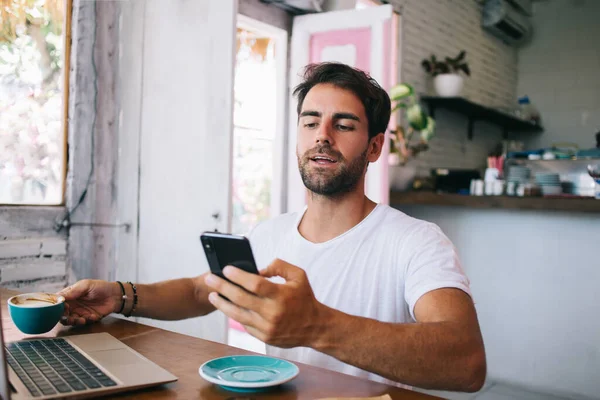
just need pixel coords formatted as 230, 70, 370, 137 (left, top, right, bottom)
58, 280, 123, 326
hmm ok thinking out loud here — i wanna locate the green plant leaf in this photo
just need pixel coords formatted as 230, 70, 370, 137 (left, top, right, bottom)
461, 64, 471, 76
420, 117, 436, 142
407, 104, 428, 130
392, 103, 408, 112
436, 62, 450, 75
421, 59, 432, 74
444, 57, 456, 71
390, 83, 414, 101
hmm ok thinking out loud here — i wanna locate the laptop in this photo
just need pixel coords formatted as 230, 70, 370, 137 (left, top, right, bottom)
0, 305, 177, 399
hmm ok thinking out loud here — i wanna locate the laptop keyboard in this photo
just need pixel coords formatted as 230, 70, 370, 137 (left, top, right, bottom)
5, 338, 117, 397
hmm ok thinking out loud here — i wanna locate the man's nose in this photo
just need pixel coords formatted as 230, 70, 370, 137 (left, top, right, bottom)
315, 122, 333, 145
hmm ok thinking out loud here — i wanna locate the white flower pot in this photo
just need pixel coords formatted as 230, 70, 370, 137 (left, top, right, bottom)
433, 74, 464, 97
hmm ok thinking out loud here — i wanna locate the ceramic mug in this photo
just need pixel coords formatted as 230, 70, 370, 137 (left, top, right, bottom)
8, 293, 65, 334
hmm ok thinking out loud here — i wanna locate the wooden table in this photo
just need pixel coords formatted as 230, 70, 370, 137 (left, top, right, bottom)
1, 289, 439, 399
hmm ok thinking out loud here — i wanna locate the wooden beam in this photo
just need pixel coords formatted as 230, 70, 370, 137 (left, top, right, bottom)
66, 0, 121, 283
114, 0, 145, 286
66, 0, 94, 283
0, 207, 67, 239
60, 0, 72, 204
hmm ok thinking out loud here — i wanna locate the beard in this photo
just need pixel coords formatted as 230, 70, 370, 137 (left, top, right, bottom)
298, 143, 368, 197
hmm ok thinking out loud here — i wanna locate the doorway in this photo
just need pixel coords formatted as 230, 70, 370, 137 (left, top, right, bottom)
228, 14, 288, 352
231, 15, 288, 235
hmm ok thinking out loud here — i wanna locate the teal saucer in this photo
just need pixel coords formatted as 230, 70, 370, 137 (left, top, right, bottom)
217, 385, 277, 393
199, 355, 299, 391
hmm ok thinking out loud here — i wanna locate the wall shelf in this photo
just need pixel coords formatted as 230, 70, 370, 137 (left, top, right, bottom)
421, 96, 544, 140
390, 191, 600, 213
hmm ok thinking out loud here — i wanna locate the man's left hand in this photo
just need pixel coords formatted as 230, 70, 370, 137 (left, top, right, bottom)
204, 259, 328, 348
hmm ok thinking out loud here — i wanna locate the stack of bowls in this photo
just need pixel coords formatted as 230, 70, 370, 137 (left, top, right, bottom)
505, 165, 531, 196
506, 165, 531, 184
535, 173, 562, 196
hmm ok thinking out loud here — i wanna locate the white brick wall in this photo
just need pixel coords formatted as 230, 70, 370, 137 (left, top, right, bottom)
7, 278, 67, 295
518, 0, 600, 150
0, 238, 67, 291
388, 0, 519, 176
0, 238, 66, 259
2, 261, 66, 283
0, 239, 42, 259
0, 208, 68, 292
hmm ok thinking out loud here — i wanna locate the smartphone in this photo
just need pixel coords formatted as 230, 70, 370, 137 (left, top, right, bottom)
200, 232, 259, 284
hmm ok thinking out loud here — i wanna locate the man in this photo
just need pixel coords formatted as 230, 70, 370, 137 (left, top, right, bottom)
59, 62, 486, 392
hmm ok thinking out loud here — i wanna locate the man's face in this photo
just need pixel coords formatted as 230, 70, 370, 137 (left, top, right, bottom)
296, 83, 381, 196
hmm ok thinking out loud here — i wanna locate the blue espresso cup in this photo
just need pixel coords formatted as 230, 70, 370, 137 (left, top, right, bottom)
8, 293, 65, 335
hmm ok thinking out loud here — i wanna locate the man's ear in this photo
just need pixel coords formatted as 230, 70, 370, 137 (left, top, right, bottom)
367, 133, 385, 163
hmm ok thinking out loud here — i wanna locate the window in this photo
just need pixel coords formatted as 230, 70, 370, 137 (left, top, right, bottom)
0, 0, 69, 205
231, 17, 287, 235
228, 16, 287, 353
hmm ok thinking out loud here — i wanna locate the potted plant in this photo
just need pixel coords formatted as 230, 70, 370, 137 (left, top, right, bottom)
387, 83, 436, 191
421, 50, 470, 97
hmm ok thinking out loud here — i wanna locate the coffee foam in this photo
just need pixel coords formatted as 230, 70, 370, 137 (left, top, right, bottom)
15, 299, 56, 307
10, 294, 63, 308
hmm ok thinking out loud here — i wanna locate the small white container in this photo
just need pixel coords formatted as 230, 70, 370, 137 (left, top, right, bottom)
433, 74, 464, 97
506, 181, 516, 196
471, 179, 484, 196
493, 180, 505, 196
484, 168, 500, 181
484, 181, 495, 196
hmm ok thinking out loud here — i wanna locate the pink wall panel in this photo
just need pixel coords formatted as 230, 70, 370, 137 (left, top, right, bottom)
309, 27, 371, 72
307, 22, 395, 205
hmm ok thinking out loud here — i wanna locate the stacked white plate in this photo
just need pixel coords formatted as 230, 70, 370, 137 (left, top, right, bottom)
506, 165, 531, 184
535, 173, 562, 195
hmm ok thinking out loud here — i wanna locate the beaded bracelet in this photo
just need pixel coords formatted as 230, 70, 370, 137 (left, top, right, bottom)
124, 281, 138, 317
116, 281, 127, 314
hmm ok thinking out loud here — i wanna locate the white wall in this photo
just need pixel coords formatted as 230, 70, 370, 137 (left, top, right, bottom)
239, 0, 291, 32
399, 205, 600, 398
391, 1, 600, 397
116, 0, 237, 344
518, 0, 600, 150
388, 0, 518, 176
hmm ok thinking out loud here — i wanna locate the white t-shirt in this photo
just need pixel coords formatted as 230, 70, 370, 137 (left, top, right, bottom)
247, 204, 471, 388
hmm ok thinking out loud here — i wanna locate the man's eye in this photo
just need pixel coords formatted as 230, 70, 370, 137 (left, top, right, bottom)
337, 125, 354, 131
304, 123, 318, 129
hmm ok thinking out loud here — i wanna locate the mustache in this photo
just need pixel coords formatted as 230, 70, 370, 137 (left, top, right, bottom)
302, 144, 344, 162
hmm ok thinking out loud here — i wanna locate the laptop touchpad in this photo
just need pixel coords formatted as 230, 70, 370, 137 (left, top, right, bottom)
91, 349, 145, 366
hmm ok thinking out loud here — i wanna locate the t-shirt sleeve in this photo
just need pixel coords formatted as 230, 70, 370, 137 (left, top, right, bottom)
403, 223, 472, 321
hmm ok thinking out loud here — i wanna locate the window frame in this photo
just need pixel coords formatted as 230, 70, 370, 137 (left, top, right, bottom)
59, 0, 73, 206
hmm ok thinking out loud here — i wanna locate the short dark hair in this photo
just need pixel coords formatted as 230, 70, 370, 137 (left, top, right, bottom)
293, 62, 391, 139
